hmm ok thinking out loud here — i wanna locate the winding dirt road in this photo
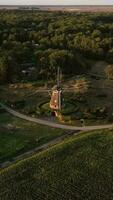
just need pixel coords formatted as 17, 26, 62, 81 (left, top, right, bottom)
1, 102, 113, 169
1, 103, 113, 131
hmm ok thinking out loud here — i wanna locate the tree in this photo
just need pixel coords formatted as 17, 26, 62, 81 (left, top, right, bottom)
92, 30, 101, 38
49, 50, 75, 75
0, 53, 18, 83
0, 56, 8, 82
105, 65, 113, 80
106, 48, 113, 63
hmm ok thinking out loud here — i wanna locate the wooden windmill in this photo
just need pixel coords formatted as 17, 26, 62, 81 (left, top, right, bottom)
50, 67, 62, 110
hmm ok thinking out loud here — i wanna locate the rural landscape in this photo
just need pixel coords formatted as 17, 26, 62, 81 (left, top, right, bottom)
1, 4, 113, 199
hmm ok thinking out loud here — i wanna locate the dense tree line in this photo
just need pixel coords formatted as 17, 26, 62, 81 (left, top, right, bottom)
0, 10, 113, 83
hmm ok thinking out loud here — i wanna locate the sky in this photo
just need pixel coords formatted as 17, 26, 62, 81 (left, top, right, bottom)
0, 0, 113, 5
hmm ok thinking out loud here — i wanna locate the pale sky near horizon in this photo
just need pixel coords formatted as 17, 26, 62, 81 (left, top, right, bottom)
0, 0, 113, 5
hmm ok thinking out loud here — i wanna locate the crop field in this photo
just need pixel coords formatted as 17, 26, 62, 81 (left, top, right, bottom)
0, 129, 113, 199
0, 111, 64, 163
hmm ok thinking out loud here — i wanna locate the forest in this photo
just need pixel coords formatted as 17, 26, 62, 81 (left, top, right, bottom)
0, 10, 113, 83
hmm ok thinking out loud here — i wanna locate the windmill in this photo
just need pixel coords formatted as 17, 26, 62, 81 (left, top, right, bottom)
26, 67, 90, 114
50, 67, 62, 110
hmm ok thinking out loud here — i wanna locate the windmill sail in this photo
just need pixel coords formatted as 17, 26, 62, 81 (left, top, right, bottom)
57, 67, 60, 89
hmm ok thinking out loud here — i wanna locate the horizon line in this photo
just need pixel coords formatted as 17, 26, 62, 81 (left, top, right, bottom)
0, 4, 113, 6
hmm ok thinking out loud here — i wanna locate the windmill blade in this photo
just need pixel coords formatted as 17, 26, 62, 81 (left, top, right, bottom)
26, 89, 52, 97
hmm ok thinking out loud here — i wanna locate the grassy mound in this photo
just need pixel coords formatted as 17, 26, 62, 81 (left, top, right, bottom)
1, 129, 113, 199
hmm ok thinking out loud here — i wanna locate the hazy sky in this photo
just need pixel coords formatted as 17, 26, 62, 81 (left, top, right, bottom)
0, 0, 113, 5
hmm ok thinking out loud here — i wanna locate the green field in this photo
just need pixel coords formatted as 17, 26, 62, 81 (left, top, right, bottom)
0, 112, 64, 163
0, 129, 113, 199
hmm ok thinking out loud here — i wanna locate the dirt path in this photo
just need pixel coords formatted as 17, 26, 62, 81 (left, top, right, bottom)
1, 103, 113, 131
1, 102, 113, 170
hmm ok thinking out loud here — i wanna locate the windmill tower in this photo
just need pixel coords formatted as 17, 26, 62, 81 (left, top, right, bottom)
50, 67, 62, 110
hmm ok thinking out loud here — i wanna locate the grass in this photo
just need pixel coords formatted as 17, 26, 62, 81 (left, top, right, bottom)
0, 112, 64, 163
1, 129, 113, 199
